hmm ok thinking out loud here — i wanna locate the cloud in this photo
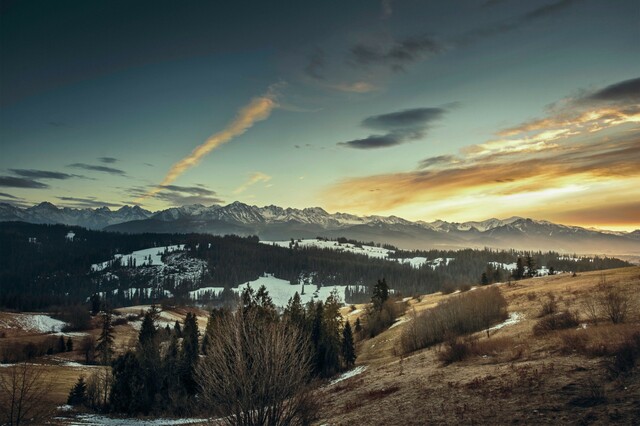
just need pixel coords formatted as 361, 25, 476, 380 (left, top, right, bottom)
324, 77, 640, 227
339, 133, 406, 149
459, 0, 582, 45
381, 0, 393, 18
418, 155, 460, 169
68, 163, 126, 176
324, 81, 378, 93
233, 172, 272, 194
0, 192, 20, 199
9, 169, 80, 180
304, 47, 325, 80
138, 84, 282, 203
585, 77, 640, 103
339, 107, 447, 149
350, 34, 444, 72
126, 184, 223, 207
0, 176, 49, 189
57, 196, 122, 209
363, 108, 445, 130
98, 157, 119, 164
324, 133, 640, 215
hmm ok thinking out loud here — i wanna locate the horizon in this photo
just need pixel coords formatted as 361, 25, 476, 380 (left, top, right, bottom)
1, 1, 639, 233
3, 199, 637, 233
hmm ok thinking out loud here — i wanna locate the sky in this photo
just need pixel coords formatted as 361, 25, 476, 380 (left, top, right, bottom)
1, 0, 639, 231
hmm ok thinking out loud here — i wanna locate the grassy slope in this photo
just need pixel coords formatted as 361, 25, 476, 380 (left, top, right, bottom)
317, 267, 640, 425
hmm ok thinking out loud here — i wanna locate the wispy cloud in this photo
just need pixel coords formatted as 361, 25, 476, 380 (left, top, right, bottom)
304, 47, 326, 80
0, 176, 49, 189
0, 192, 20, 199
323, 81, 378, 93
127, 184, 223, 206
339, 107, 447, 149
68, 163, 126, 176
349, 34, 445, 72
233, 172, 272, 194
57, 196, 121, 209
9, 169, 81, 180
458, 0, 582, 45
98, 157, 119, 164
138, 84, 282, 203
418, 155, 461, 169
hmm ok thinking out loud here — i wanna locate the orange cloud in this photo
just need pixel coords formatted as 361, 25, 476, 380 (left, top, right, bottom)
137, 86, 281, 203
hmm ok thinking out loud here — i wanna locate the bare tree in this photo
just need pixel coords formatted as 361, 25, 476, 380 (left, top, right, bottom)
0, 362, 53, 425
196, 310, 316, 426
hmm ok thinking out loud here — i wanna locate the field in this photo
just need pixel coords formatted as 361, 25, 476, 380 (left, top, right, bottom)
317, 267, 640, 425
1, 267, 639, 424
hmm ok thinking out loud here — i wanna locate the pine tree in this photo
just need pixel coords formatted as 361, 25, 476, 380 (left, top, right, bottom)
180, 312, 200, 395
526, 255, 536, 278
354, 317, 362, 333
481, 272, 489, 286
341, 321, 356, 368
67, 376, 87, 406
136, 309, 160, 415
57, 335, 66, 353
372, 278, 389, 311
173, 320, 182, 338
284, 292, 305, 328
95, 311, 114, 365
514, 257, 525, 281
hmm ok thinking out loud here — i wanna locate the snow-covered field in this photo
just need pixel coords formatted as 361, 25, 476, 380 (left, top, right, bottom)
260, 238, 440, 269
91, 245, 185, 271
0, 313, 66, 333
61, 414, 207, 425
189, 274, 356, 307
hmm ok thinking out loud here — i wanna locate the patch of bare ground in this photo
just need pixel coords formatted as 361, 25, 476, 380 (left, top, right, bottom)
317, 267, 640, 425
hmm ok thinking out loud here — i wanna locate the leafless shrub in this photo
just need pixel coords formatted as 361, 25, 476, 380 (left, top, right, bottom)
0, 362, 53, 425
85, 368, 112, 410
400, 287, 508, 354
569, 378, 606, 407
538, 293, 557, 317
582, 281, 633, 324
195, 310, 316, 426
607, 331, 640, 378
438, 337, 472, 364
533, 311, 579, 336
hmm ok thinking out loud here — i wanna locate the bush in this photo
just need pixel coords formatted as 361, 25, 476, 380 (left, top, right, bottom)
583, 280, 634, 324
400, 287, 508, 354
363, 299, 404, 338
438, 337, 471, 364
533, 311, 579, 336
608, 332, 640, 377
538, 293, 557, 317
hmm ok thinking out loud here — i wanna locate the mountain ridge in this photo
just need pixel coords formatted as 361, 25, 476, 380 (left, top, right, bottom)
1, 201, 638, 254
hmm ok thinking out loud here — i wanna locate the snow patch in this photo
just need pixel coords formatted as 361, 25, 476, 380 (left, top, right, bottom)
91, 245, 185, 271
66, 414, 207, 425
486, 312, 522, 332
0, 313, 67, 333
329, 365, 367, 385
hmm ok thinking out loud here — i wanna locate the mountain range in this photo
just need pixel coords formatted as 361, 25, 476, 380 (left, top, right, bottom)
1, 201, 638, 254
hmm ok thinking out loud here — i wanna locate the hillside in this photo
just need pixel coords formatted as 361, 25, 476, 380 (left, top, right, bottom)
315, 267, 640, 425
1, 222, 630, 311
2, 267, 638, 425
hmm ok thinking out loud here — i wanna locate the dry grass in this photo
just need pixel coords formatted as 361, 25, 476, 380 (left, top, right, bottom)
318, 267, 640, 425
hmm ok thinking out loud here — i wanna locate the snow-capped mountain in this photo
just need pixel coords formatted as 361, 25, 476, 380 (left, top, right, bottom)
1, 201, 638, 254
0, 202, 152, 229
